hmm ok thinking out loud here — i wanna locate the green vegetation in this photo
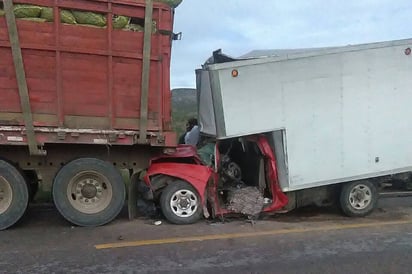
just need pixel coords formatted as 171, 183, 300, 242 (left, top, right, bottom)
40, 8, 77, 24
72, 10, 106, 27
1, 1, 181, 28
13, 5, 42, 18
171, 88, 197, 141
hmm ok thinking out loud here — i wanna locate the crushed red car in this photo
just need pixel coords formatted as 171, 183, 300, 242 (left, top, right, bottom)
138, 134, 288, 224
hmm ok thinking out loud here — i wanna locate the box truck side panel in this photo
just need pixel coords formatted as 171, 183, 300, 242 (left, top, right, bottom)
206, 40, 412, 191
196, 69, 217, 136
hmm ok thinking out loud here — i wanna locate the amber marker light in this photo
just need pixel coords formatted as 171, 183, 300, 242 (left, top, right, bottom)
231, 69, 239, 77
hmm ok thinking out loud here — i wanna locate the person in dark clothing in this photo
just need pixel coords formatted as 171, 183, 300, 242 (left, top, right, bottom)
178, 132, 186, 144
184, 118, 200, 146
178, 118, 200, 145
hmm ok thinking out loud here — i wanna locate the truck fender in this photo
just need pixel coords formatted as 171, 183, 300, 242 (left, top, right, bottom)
144, 163, 213, 204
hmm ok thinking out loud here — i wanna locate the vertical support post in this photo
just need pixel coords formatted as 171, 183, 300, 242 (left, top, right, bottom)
54, 0, 63, 127
107, 2, 114, 129
4, 0, 46, 156
138, 0, 153, 144
128, 171, 138, 220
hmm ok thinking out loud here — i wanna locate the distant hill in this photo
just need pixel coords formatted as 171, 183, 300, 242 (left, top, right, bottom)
171, 88, 197, 140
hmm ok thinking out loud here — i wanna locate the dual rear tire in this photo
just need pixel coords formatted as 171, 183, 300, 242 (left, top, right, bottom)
0, 160, 29, 231
1, 158, 126, 230
53, 158, 125, 227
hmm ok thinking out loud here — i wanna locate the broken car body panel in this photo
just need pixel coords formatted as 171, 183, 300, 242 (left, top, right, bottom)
145, 162, 213, 203
254, 135, 289, 212
150, 145, 203, 164
144, 134, 288, 218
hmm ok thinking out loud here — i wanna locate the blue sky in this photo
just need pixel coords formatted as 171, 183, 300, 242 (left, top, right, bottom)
170, 0, 412, 88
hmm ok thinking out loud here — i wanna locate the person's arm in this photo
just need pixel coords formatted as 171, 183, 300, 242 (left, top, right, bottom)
185, 126, 200, 146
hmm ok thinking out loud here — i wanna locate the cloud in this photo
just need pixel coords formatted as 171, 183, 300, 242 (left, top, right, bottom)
171, 0, 412, 88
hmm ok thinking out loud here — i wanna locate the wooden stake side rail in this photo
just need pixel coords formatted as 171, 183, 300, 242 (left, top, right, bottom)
138, 0, 153, 144
4, 0, 45, 155
0, 0, 176, 151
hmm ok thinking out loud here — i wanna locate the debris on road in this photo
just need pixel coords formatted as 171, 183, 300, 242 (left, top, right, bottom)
153, 220, 162, 226
227, 187, 264, 217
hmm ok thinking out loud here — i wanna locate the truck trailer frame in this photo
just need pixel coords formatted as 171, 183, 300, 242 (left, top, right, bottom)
0, 0, 177, 230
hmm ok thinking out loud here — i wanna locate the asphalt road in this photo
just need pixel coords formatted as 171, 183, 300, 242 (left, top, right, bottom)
1, 197, 411, 274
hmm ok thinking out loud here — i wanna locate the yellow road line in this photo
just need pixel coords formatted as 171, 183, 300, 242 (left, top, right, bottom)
95, 219, 412, 250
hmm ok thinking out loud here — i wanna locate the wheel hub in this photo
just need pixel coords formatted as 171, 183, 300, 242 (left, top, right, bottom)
67, 171, 113, 214
349, 184, 372, 210
355, 190, 365, 201
170, 189, 198, 218
178, 198, 191, 209
0, 176, 13, 215
81, 183, 97, 199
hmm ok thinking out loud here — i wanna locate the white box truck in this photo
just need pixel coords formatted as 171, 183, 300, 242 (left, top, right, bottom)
196, 39, 412, 215
140, 39, 412, 225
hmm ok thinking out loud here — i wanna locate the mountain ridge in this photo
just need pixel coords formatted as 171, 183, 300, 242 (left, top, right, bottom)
171, 88, 197, 140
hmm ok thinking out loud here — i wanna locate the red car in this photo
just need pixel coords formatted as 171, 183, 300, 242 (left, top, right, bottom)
139, 134, 288, 224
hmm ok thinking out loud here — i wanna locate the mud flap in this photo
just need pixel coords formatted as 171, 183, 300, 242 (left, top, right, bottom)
130, 171, 158, 219
128, 172, 140, 220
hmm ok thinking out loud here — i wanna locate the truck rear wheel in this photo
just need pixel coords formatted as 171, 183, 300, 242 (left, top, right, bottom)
340, 181, 377, 217
0, 160, 29, 230
52, 158, 125, 227
160, 180, 203, 224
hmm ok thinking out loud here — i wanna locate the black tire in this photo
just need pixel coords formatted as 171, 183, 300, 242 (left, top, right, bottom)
0, 160, 29, 230
160, 180, 202, 224
52, 158, 125, 227
340, 180, 378, 217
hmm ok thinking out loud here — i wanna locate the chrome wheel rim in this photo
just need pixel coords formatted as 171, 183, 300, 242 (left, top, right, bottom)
170, 189, 198, 218
67, 171, 112, 214
0, 176, 13, 215
349, 184, 372, 210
